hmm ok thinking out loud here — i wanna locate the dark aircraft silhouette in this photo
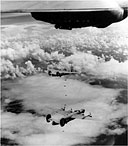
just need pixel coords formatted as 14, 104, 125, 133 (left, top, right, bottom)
31, 7, 128, 30
1, 0, 128, 29
46, 105, 92, 127
31, 0, 128, 29
46, 69, 78, 77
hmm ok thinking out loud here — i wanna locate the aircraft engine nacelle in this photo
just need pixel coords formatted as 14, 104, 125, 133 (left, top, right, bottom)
31, 7, 127, 29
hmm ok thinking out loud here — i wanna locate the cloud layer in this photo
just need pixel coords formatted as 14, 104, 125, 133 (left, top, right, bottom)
1, 19, 128, 80
1, 16, 128, 146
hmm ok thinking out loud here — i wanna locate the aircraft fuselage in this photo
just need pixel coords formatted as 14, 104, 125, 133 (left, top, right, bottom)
31, 8, 127, 29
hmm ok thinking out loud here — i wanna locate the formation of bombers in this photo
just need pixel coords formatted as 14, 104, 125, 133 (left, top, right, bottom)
45, 69, 92, 127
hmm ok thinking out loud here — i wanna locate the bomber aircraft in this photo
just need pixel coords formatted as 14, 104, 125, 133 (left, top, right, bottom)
1, 0, 128, 30
46, 106, 92, 127
47, 69, 78, 77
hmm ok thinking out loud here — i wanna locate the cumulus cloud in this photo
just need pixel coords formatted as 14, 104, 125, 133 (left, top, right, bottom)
1, 75, 127, 145
1, 22, 128, 79
1, 16, 128, 146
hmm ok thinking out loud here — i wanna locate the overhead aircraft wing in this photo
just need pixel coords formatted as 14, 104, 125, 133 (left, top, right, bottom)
1, 0, 127, 29
1, 0, 123, 13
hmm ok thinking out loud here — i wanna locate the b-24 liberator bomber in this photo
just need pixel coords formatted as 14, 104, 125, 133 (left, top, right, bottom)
46, 106, 92, 127
47, 69, 78, 77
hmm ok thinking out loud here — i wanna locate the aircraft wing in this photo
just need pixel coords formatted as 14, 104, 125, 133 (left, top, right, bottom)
1, 0, 127, 29
1, 0, 123, 13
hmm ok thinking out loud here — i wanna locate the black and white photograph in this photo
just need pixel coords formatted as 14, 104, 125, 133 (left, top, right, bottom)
1, 0, 128, 145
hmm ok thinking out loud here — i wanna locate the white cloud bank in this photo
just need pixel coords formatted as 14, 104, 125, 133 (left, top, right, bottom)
1, 75, 127, 145
1, 17, 128, 146
1, 21, 128, 79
